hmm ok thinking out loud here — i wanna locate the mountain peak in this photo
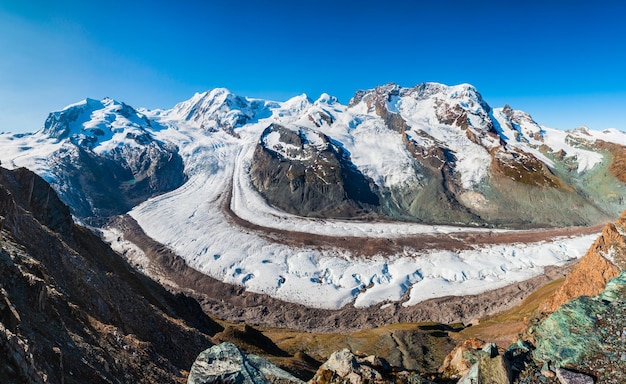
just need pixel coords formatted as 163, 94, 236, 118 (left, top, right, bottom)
42, 97, 153, 149
170, 89, 268, 132
314, 93, 338, 105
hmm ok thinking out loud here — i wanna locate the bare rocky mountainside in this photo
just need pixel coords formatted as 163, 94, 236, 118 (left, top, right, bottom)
0, 167, 218, 383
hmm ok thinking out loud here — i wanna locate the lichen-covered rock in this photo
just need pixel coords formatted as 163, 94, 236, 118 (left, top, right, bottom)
188, 342, 303, 384
530, 271, 626, 382
456, 348, 511, 384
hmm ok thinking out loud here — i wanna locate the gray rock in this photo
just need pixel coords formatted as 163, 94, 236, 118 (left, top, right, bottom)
310, 348, 386, 384
555, 368, 594, 384
457, 354, 511, 384
188, 342, 303, 384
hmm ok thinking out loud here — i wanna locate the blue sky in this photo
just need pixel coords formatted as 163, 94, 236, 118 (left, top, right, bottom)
1, 0, 625, 133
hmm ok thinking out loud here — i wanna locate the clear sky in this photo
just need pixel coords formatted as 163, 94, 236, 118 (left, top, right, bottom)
1, 0, 625, 133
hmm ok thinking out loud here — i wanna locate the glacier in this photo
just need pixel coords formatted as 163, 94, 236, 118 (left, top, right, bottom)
2, 81, 626, 309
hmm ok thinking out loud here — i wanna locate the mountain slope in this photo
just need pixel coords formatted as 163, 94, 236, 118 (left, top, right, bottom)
0, 166, 218, 383
542, 212, 626, 312
4, 98, 187, 222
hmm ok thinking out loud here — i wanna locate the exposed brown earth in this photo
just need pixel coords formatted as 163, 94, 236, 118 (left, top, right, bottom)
452, 278, 567, 349
596, 140, 626, 183
542, 212, 626, 312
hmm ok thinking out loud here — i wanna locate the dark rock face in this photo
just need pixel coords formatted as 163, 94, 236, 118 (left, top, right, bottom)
250, 124, 379, 218
49, 140, 186, 222
555, 368, 595, 384
0, 167, 218, 383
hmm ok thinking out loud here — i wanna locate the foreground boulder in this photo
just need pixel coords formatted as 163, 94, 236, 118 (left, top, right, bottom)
188, 342, 303, 384
457, 353, 511, 384
555, 368, 594, 384
440, 337, 489, 378
310, 348, 433, 384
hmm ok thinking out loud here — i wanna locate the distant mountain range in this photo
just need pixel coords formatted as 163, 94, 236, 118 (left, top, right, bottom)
1, 82, 624, 309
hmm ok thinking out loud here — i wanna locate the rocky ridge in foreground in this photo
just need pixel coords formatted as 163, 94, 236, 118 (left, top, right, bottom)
543, 211, 626, 312
0, 166, 218, 383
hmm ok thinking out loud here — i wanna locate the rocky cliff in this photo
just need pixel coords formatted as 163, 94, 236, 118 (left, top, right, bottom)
0, 166, 219, 383
542, 212, 626, 312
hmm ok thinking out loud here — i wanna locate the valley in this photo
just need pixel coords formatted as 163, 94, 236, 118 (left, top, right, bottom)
2, 81, 626, 383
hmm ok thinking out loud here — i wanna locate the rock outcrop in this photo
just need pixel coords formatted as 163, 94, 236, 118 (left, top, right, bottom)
440, 338, 489, 378
543, 212, 626, 312
188, 342, 303, 384
309, 348, 434, 384
555, 368, 595, 384
527, 271, 626, 382
443, 216, 626, 383
440, 340, 512, 383
250, 124, 380, 218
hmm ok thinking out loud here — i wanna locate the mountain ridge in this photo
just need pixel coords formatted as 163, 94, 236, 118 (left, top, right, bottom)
1, 81, 625, 310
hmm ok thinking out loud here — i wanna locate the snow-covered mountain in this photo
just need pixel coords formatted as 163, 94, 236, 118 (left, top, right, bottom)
2, 82, 626, 309
2, 97, 186, 221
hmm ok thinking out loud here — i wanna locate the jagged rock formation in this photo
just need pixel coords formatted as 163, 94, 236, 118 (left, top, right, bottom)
187, 342, 303, 384
457, 349, 511, 384
440, 340, 512, 383
543, 212, 626, 312
0, 166, 219, 383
